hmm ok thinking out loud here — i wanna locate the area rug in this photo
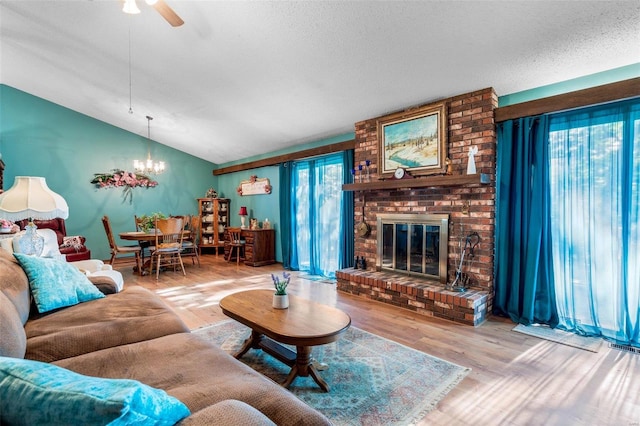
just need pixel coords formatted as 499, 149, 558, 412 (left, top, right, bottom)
193, 320, 470, 425
512, 324, 602, 353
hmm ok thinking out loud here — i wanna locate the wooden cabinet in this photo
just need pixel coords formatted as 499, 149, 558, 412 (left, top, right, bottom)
224, 228, 276, 267
198, 198, 229, 254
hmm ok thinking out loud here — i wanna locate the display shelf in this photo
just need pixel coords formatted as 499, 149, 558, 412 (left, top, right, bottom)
197, 198, 229, 254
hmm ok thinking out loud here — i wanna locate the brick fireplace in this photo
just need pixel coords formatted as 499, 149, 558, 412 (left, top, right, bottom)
337, 87, 497, 326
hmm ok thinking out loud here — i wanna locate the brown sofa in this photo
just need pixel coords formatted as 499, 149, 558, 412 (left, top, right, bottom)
0, 249, 331, 425
16, 218, 91, 262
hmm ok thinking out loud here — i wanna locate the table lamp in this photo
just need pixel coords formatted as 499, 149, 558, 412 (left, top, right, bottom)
0, 176, 69, 256
238, 206, 248, 229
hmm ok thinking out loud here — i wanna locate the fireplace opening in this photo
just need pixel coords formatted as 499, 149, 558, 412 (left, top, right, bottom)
376, 214, 449, 283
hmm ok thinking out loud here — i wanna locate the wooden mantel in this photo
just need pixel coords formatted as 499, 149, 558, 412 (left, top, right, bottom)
342, 173, 491, 192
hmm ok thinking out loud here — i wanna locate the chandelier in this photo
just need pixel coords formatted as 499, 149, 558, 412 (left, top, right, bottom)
134, 116, 165, 175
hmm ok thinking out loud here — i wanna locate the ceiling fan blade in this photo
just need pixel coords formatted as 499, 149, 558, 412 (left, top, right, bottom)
152, 0, 184, 27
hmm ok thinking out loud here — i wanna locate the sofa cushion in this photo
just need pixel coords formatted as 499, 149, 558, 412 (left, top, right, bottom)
178, 400, 276, 426
0, 356, 190, 426
0, 291, 27, 358
0, 249, 30, 324
25, 286, 189, 362
54, 333, 332, 426
14, 253, 104, 313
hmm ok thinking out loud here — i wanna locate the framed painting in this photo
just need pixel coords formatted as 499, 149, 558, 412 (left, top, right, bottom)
377, 101, 447, 177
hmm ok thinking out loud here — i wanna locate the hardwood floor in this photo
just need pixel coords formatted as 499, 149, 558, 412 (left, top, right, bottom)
121, 254, 639, 426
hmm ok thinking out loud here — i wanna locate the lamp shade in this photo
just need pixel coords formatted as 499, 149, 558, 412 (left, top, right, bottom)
0, 177, 69, 221
238, 206, 248, 216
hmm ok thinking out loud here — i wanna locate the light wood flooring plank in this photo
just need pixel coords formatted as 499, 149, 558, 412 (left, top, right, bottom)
117, 254, 639, 426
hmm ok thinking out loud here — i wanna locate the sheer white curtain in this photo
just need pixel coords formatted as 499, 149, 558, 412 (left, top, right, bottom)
290, 154, 344, 278
548, 99, 639, 346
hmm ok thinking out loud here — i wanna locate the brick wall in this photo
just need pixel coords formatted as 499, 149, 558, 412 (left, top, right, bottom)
345, 87, 498, 317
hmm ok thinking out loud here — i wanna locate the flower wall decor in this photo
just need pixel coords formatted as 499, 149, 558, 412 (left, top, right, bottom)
90, 169, 158, 203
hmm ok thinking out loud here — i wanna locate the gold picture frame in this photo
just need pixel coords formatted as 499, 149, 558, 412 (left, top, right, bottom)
377, 101, 447, 177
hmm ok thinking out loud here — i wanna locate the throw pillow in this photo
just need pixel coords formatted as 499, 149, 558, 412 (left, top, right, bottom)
13, 253, 105, 313
61, 235, 85, 251
0, 356, 191, 426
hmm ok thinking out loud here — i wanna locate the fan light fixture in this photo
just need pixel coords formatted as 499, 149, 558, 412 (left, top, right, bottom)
122, 0, 184, 27
122, 0, 141, 15
134, 116, 166, 175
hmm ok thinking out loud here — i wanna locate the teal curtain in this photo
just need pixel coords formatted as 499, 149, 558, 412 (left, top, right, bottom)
494, 116, 558, 326
341, 150, 355, 268
286, 153, 348, 278
548, 99, 640, 346
278, 161, 293, 269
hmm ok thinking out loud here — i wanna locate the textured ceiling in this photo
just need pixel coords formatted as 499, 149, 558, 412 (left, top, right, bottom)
1, 1, 639, 164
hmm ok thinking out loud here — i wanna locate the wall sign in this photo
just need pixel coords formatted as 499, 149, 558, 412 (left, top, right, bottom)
237, 175, 272, 196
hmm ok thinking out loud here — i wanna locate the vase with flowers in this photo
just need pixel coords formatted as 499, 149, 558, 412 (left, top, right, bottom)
271, 271, 290, 309
0, 219, 14, 234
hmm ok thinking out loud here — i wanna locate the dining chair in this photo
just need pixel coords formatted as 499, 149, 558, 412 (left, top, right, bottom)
181, 215, 201, 267
150, 217, 186, 280
101, 215, 142, 274
134, 215, 155, 262
225, 227, 245, 265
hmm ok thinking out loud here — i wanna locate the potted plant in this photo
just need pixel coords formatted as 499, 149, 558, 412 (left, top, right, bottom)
138, 212, 167, 233
271, 272, 291, 309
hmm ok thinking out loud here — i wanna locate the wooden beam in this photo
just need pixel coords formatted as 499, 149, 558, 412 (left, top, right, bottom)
213, 140, 356, 176
495, 78, 640, 123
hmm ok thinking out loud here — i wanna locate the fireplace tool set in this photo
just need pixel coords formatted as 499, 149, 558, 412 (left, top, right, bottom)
447, 230, 480, 292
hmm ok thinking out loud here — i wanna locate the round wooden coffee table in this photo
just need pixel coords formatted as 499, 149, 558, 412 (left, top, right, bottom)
219, 289, 351, 392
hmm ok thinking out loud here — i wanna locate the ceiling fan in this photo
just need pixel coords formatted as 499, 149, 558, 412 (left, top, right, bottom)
123, 0, 184, 27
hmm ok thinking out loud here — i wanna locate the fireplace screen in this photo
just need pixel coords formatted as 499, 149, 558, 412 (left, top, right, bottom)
376, 214, 449, 283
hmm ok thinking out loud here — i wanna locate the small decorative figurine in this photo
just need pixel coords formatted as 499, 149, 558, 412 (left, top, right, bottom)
206, 188, 218, 198
467, 146, 478, 175
445, 157, 453, 175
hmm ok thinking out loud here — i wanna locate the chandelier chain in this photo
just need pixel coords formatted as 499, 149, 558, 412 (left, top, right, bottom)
128, 20, 133, 114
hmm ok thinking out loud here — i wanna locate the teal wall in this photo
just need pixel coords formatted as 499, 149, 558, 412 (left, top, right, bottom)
498, 63, 640, 106
216, 165, 282, 260
0, 85, 218, 261
214, 133, 355, 263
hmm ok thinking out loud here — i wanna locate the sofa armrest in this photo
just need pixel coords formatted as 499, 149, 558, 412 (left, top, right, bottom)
179, 400, 276, 426
69, 259, 110, 273
86, 275, 119, 295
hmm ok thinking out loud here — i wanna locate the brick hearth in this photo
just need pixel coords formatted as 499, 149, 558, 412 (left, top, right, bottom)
342, 87, 497, 325
337, 269, 489, 326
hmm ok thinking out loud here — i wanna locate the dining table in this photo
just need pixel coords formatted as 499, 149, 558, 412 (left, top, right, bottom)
119, 230, 190, 275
